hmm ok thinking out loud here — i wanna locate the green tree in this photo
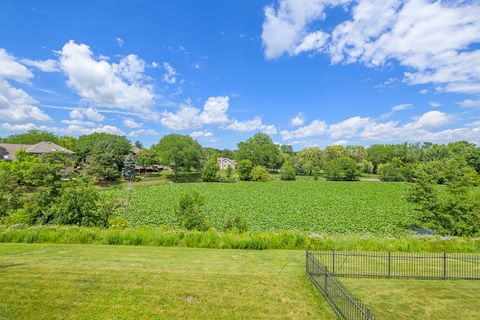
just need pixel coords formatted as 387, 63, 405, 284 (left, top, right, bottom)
251, 165, 270, 182
176, 191, 208, 230
152, 134, 203, 176
357, 160, 374, 174
367, 144, 395, 173
236, 133, 283, 169
135, 149, 158, 168
323, 157, 360, 181
202, 158, 220, 182
378, 157, 407, 182
323, 145, 347, 162
280, 161, 296, 181
237, 159, 253, 181
134, 140, 144, 149
296, 147, 323, 175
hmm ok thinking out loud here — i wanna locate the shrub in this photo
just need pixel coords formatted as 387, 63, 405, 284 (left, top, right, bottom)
223, 215, 248, 232
202, 158, 220, 182
280, 161, 296, 181
177, 191, 208, 231
323, 157, 360, 181
251, 165, 270, 182
378, 157, 407, 181
357, 160, 374, 174
237, 159, 253, 181
224, 165, 236, 183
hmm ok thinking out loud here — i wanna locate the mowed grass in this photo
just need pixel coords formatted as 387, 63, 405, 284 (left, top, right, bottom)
108, 181, 416, 235
341, 278, 480, 320
0, 243, 334, 320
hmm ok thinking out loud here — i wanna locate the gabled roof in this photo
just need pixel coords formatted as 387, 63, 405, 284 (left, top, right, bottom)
0, 141, 73, 162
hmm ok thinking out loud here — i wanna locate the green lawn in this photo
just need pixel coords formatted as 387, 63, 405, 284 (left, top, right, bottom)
107, 180, 416, 235
0, 243, 334, 320
341, 278, 480, 320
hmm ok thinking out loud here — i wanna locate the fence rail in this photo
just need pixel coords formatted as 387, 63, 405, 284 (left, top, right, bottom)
306, 250, 375, 320
312, 250, 480, 280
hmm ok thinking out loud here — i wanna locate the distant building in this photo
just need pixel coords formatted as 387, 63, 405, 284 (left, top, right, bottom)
217, 157, 237, 170
0, 141, 74, 162
131, 146, 142, 155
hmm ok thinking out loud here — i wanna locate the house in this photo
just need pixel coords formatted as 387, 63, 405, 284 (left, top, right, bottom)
217, 157, 237, 170
0, 141, 74, 162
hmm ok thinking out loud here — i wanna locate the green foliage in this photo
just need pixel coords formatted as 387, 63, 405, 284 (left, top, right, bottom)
408, 161, 480, 236
223, 215, 248, 232
280, 144, 294, 155
74, 133, 132, 181
122, 154, 136, 182
177, 191, 208, 231
135, 149, 158, 168
152, 134, 203, 176
0, 130, 75, 149
134, 140, 144, 149
236, 133, 284, 169
237, 159, 253, 181
280, 161, 296, 181
357, 160, 374, 174
251, 165, 270, 182
323, 157, 360, 181
323, 145, 347, 162
295, 147, 322, 175
225, 165, 234, 180
202, 158, 220, 182
378, 157, 408, 182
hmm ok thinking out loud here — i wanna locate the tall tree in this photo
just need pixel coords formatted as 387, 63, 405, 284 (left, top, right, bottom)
152, 134, 203, 175
235, 133, 283, 169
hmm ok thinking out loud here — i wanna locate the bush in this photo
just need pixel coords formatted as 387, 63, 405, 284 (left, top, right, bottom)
378, 157, 407, 181
280, 161, 296, 181
202, 158, 220, 182
251, 165, 270, 182
357, 160, 374, 174
177, 191, 208, 231
323, 157, 359, 181
237, 159, 253, 181
223, 215, 248, 232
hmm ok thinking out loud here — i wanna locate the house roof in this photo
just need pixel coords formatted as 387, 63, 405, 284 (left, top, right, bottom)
131, 146, 142, 155
217, 157, 237, 165
0, 141, 73, 161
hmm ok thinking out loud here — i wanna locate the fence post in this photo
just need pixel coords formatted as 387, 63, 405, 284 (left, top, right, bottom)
332, 250, 335, 275
306, 249, 309, 274
443, 252, 447, 280
324, 267, 328, 296
388, 251, 391, 279
366, 308, 372, 320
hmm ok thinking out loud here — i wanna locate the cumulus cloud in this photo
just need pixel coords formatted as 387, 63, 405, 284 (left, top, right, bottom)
123, 118, 142, 128
162, 62, 177, 84
227, 116, 277, 134
128, 129, 159, 137
69, 107, 105, 122
20, 59, 60, 72
160, 104, 202, 130
280, 110, 464, 144
262, 0, 480, 94
290, 112, 305, 126
59, 40, 154, 113
458, 99, 480, 108
199, 96, 230, 125
190, 130, 214, 138
0, 122, 125, 136
0, 48, 33, 82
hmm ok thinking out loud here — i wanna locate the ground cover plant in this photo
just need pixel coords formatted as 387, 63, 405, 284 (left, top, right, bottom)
0, 244, 335, 320
341, 278, 480, 320
107, 180, 417, 235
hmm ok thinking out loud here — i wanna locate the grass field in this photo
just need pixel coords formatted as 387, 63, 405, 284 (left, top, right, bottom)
342, 278, 480, 320
0, 243, 334, 320
108, 180, 416, 235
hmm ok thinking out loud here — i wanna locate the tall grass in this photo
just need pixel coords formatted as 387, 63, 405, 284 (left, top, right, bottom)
0, 226, 479, 252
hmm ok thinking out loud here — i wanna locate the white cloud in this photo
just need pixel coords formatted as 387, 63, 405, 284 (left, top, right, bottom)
199, 96, 230, 125
0, 80, 51, 122
190, 130, 214, 138
391, 103, 413, 111
405, 111, 451, 130
328, 116, 371, 139
116, 37, 124, 47
20, 59, 60, 72
0, 122, 125, 136
68, 107, 105, 122
262, 0, 480, 94
128, 129, 159, 137
61, 119, 96, 127
160, 104, 202, 130
281, 119, 327, 140
429, 102, 441, 108
59, 40, 154, 113
227, 116, 277, 134
162, 62, 177, 84
458, 99, 480, 108
151, 61, 159, 68
290, 112, 305, 126
0, 48, 32, 82
123, 118, 142, 128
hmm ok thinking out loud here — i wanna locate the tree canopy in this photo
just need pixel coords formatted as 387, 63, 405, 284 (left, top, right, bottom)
152, 134, 203, 175
235, 133, 283, 169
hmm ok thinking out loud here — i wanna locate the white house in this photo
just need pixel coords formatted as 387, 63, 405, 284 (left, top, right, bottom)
217, 157, 237, 170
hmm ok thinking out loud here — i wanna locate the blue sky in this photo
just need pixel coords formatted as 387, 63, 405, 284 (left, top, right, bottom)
0, 0, 479, 149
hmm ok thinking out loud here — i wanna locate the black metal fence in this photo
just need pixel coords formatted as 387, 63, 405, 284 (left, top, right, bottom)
312, 250, 480, 280
306, 250, 375, 320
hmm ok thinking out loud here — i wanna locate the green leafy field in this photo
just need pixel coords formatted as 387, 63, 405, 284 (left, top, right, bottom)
108, 181, 417, 235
